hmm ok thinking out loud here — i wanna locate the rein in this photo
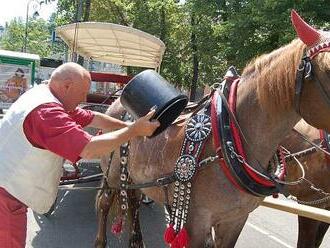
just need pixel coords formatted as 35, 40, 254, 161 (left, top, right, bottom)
292, 128, 330, 157
58, 155, 219, 191
278, 128, 330, 206
119, 155, 218, 190
284, 146, 317, 160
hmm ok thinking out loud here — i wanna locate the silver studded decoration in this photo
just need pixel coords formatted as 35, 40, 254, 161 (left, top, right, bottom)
117, 112, 133, 233
119, 142, 129, 221
174, 155, 197, 182
186, 114, 211, 142
169, 112, 212, 233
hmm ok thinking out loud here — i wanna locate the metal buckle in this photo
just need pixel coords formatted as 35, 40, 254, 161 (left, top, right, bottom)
304, 61, 313, 80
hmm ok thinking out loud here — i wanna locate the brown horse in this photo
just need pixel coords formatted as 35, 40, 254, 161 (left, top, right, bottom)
282, 119, 330, 248
95, 11, 330, 248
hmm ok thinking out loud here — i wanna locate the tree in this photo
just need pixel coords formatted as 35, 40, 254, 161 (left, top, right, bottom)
88, 0, 191, 87
0, 19, 25, 52
213, 0, 330, 70
0, 18, 52, 57
48, 13, 68, 60
55, 0, 93, 64
56, 0, 330, 98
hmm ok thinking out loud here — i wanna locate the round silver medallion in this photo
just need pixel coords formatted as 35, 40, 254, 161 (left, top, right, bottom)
174, 155, 197, 182
186, 114, 211, 142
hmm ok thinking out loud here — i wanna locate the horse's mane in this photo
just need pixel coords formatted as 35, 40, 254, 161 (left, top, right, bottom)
241, 39, 306, 113
317, 51, 330, 71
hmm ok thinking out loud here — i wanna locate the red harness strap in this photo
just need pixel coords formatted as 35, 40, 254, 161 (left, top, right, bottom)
228, 80, 275, 187
211, 90, 245, 192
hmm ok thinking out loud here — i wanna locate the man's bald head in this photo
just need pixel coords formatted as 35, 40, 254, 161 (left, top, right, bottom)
48, 62, 91, 111
50, 62, 90, 86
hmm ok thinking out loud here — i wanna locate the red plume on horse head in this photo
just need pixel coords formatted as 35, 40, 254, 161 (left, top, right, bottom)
291, 9, 330, 58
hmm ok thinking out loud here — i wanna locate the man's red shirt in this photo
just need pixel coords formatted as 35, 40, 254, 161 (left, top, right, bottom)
23, 103, 94, 163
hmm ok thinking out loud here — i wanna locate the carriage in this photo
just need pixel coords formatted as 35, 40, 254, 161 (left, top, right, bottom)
52, 22, 166, 198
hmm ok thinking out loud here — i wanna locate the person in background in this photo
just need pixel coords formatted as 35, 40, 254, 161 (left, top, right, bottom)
5, 68, 28, 101
0, 62, 160, 248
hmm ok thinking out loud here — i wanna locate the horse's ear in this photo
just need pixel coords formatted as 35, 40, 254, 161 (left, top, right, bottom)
291, 9, 320, 46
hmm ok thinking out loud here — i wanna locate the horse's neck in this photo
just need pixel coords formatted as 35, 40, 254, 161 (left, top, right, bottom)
235, 81, 300, 168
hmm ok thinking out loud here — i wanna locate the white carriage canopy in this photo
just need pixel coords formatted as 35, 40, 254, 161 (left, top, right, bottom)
56, 22, 166, 70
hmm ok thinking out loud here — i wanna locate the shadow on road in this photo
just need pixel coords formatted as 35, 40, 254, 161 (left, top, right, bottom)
27, 179, 167, 248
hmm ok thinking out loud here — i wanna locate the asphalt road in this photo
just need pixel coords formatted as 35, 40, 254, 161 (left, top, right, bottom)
26, 185, 330, 248
26, 164, 330, 248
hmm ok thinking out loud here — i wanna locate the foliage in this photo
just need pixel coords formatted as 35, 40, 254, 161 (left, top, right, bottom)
4, 0, 327, 93
0, 19, 25, 53
0, 18, 51, 57
88, 0, 191, 87
56, 0, 78, 25
213, 0, 330, 71
0, 0, 69, 59
86, 0, 329, 91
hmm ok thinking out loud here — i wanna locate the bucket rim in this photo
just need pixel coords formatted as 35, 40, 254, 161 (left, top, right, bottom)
153, 96, 188, 121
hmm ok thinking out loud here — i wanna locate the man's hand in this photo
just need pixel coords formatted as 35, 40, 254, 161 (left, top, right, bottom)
131, 109, 160, 137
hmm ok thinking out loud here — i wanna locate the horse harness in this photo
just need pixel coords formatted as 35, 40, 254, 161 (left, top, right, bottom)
103, 72, 292, 247
97, 56, 330, 200
282, 129, 330, 162
294, 49, 330, 116
103, 57, 330, 244
215, 63, 330, 203
211, 78, 287, 197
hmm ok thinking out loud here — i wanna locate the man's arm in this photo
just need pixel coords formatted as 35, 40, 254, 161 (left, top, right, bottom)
80, 110, 159, 159
87, 111, 129, 131
24, 103, 159, 162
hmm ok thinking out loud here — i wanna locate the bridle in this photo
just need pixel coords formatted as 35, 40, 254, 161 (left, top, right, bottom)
294, 51, 330, 115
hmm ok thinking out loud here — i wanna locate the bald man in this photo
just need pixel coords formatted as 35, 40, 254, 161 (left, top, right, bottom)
0, 62, 159, 247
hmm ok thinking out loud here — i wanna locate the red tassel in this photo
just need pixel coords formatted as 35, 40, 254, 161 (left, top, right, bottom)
164, 224, 176, 244
176, 228, 189, 248
170, 238, 180, 248
111, 217, 123, 235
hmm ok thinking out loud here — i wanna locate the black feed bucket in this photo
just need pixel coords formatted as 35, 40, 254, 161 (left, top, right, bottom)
120, 70, 188, 137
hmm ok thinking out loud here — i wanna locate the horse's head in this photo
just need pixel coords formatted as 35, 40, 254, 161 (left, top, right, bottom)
291, 10, 330, 132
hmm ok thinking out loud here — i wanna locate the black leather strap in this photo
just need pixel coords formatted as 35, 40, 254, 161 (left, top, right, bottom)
215, 82, 282, 197
294, 56, 311, 115
294, 54, 330, 115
